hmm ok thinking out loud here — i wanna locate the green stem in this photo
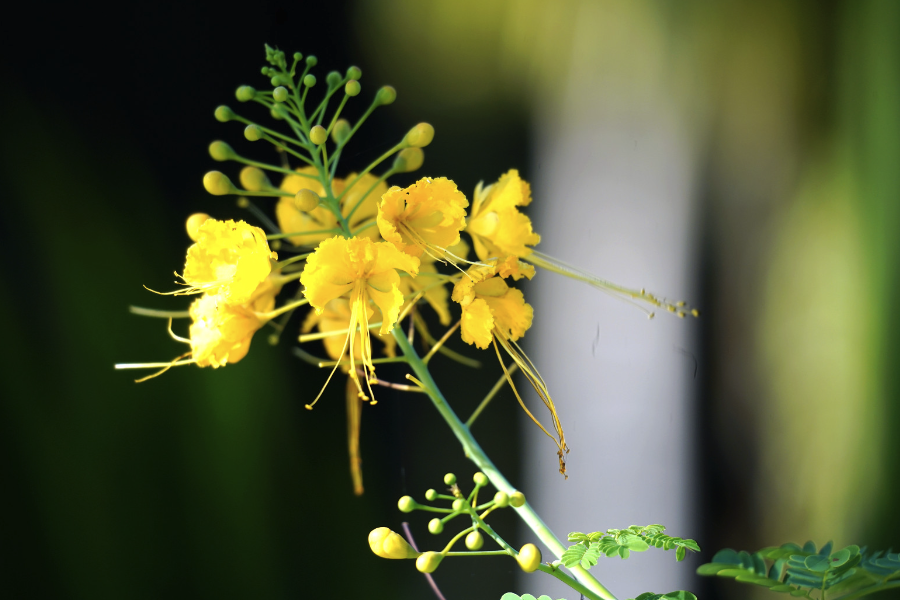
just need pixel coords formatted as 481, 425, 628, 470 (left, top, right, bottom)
392, 328, 617, 600
537, 564, 605, 600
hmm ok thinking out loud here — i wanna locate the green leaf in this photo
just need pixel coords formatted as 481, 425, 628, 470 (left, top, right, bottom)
500, 594, 520, 600
567, 532, 588, 543
710, 549, 743, 565
561, 544, 587, 568
581, 542, 602, 569
676, 546, 686, 562
619, 546, 631, 559
817, 541, 833, 557
804, 555, 830, 572
802, 541, 817, 554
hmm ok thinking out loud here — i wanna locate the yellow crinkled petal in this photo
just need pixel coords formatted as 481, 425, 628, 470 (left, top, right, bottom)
182, 219, 277, 304
483, 288, 533, 342
460, 298, 494, 350
467, 169, 540, 261
377, 177, 469, 257
495, 255, 536, 281
189, 293, 264, 367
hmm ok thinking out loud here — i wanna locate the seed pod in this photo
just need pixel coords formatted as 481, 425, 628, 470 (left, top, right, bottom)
516, 543, 541, 573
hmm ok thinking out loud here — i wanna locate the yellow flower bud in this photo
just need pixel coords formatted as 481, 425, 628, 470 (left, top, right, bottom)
493, 491, 509, 508
309, 125, 327, 146
235, 85, 255, 102
443, 473, 457, 486
294, 189, 319, 212
376, 85, 397, 106
214, 105, 234, 122
381, 531, 419, 559
509, 491, 526, 508
416, 552, 443, 573
303, 74, 317, 88
516, 543, 541, 573
185, 213, 210, 242
368, 527, 391, 557
345, 80, 361, 97
427, 518, 443, 534
473, 472, 489, 486
203, 171, 236, 196
208, 141, 235, 162
239, 166, 271, 192
346, 65, 362, 80
451, 498, 467, 512
272, 86, 289, 102
392, 147, 424, 173
465, 531, 484, 550
332, 119, 351, 144
244, 125, 264, 142
397, 496, 416, 513
425, 489, 438, 501
404, 123, 434, 148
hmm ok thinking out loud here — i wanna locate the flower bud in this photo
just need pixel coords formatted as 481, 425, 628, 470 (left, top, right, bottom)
427, 518, 444, 534
270, 75, 290, 87
236, 197, 250, 208
443, 473, 457, 486
270, 106, 284, 121
326, 71, 342, 88
208, 141, 236, 162
346, 66, 362, 80
309, 125, 327, 146
397, 496, 416, 513
375, 85, 397, 106
293, 52, 303, 62
392, 148, 423, 173
244, 124, 264, 142
509, 491, 526, 508
239, 166, 271, 191
416, 552, 443, 574
331, 119, 351, 144
465, 531, 484, 550
203, 171, 236, 196
451, 498, 467, 512
214, 105, 235, 122
273, 86, 289, 102
294, 189, 319, 212
303, 74, 317, 88
305, 55, 318, 67
345, 80, 361, 97
473, 472, 488, 487
368, 527, 419, 559
235, 85, 256, 102
493, 491, 509, 508
185, 213, 210, 242
516, 543, 542, 572
404, 123, 434, 148
424, 489, 438, 501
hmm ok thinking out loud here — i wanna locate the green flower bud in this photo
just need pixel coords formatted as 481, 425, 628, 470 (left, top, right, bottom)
293, 52, 303, 61
326, 71, 342, 88
309, 125, 327, 146
473, 472, 489, 487
185, 213, 210, 242
347, 65, 362, 80
260, 66, 269, 76
397, 496, 416, 513
270, 105, 286, 121
424, 489, 438, 502
208, 141, 235, 162
203, 171, 236, 196
392, 148, 424, 173
427, 518, 444, 534
305, 55, 318, 67
509, 491, 526, 508
236, 197, 250, 208
443, 473, 457, 486
416, 552, 443, 573
493, 491, 509, 508
244, 124, 264, 142
303, 74, 317, 88
345, 80, 361, 97
273, 86, 289, 102
516, 543, 542, 573
235, 85, 256, 102
404, 122, 435, 148
375, 85, 397, 106
294, 189, 319, 212
214, 105, 235, 122
451, 498, 467, 512
332, 119, 351, 144
239, 166, 271, 191
465, 531, 484, 550
267, 333, 279, 346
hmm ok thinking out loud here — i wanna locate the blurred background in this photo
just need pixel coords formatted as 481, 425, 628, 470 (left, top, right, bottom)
1, 1, 898, 599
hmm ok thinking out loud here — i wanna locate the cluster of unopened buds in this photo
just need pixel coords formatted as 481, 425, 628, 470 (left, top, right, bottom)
370, 472, 542, 575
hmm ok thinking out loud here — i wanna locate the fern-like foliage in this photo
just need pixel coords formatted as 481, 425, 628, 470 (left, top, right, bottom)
629, 592, 697, 600
697, 540, 900, 599
562, 525, 700, 569
499, 593, 564, 600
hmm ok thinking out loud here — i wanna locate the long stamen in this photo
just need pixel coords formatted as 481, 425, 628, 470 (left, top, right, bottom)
115, 351, 195, 383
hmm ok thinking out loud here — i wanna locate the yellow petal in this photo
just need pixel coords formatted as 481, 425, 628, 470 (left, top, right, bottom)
460, 298, 494, 350
189, 294, 264, 367
483, 288, 533, 342
377, 177, 468, 256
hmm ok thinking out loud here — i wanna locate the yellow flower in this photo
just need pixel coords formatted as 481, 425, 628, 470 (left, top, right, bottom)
276, 166, 384, 246
466, 169, 540, 261
300, 236, 419, 404
188, 276, 283, 368
451, 255, 569, 477
451, 256, 535, 350
301, 298, 397, 364
377, 177, 468, 260
180, 218, 277, 305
